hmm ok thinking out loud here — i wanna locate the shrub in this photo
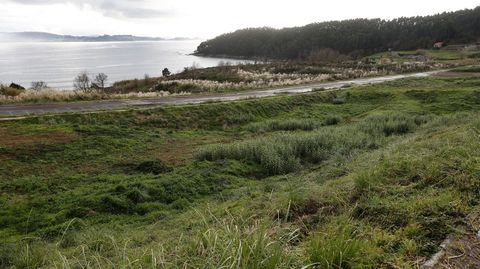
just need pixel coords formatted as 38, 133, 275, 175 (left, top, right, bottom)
0, 84, 24, 97
31, 81, 48, 91
9, 83, 25, 90
324, 116, 341, 126
135, 160, 172, 174
125, 188, 150, 204
98, 195, 132, 214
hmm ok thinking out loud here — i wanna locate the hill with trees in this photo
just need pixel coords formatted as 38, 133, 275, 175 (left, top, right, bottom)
195, 6, 480, 59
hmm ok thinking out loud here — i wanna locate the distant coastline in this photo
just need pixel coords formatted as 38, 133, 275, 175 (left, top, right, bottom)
0, 32, 200, 42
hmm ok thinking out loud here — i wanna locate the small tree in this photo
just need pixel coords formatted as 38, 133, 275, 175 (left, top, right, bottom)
162, 68, 171, 77
31, 81, 48, 91
143, 74, 151, 86
74, 71, 91, 92
94, 73, 108, 89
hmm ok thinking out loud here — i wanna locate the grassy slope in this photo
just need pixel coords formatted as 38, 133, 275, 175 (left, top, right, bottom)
0, 75, 480, 268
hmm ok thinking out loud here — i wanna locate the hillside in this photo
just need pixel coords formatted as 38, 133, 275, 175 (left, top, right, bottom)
1, 70, 480, 267
195, 6, 480, 59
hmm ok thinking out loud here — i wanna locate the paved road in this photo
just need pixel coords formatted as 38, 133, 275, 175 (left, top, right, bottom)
0, 71, 440, 117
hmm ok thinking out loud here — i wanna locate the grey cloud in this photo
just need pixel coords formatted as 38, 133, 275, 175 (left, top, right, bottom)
7, 0, 173, 19
8, 0, 67, 4
98, 1, 172, 19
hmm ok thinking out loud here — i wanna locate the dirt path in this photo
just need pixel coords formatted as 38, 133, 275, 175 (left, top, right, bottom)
0, 71, 441, 117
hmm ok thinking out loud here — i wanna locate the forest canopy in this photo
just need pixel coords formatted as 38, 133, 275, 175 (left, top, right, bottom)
195, 6, 480, 59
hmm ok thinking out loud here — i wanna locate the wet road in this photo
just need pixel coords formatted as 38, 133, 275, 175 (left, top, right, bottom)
0, 71, 440, 117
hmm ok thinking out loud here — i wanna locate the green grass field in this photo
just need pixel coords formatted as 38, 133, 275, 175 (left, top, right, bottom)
1, 75, 480, 268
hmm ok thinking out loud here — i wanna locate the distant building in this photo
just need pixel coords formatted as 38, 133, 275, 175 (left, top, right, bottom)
433, 42, 444, 49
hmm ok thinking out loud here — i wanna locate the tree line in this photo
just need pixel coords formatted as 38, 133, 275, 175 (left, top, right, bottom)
195, 6, 480, 59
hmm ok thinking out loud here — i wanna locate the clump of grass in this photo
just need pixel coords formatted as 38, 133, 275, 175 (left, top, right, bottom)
358, 113, 429, 137
245, 119, 319, 133
181, 221, 289, 268
134, 160, 172, 174
196, 126, 373, 175
196, 113, 426, 175
306, 218, 373, 268
324, 116, 342, 126
331, 97, 346, 105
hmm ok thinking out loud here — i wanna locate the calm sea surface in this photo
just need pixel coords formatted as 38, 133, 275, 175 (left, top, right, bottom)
0, 40, 248, 89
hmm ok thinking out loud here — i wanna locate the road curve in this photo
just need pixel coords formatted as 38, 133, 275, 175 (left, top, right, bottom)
0, 71, 441, 117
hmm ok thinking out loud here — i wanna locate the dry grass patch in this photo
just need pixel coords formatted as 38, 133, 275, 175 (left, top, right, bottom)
0, 128, 77, 147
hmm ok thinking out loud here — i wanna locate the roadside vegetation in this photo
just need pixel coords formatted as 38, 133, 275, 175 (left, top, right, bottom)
1, 72, 480, 267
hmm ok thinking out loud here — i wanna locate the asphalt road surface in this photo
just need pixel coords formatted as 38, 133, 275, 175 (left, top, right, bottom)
0, 71, 440, 117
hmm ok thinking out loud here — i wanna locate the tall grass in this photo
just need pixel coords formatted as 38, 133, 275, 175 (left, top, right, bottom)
244, 119, 319, 133
2, 214, 296, 268
177, 219, 291, 269
195, 113, 427, 175
195, 127, 373, 175
358, 113, 430, 136
0, 89, 180, 104
306, 218, 371, 268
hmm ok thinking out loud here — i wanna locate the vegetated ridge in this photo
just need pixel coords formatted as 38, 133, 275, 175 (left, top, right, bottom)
195, 6, 480, 59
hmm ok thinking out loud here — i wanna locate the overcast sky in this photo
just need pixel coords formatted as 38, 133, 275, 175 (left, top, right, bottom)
0, 0, 479, 38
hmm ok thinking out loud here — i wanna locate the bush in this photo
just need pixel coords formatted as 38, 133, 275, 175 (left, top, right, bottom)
98, 195, 132, 214
9, 83, 25, 90
0, 84, 24, 97
31, 81, 48, 91
135, 160, 172, 174
324, 116, 341, 126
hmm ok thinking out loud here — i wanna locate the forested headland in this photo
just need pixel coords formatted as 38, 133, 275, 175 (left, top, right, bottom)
195, 6, 480, 59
